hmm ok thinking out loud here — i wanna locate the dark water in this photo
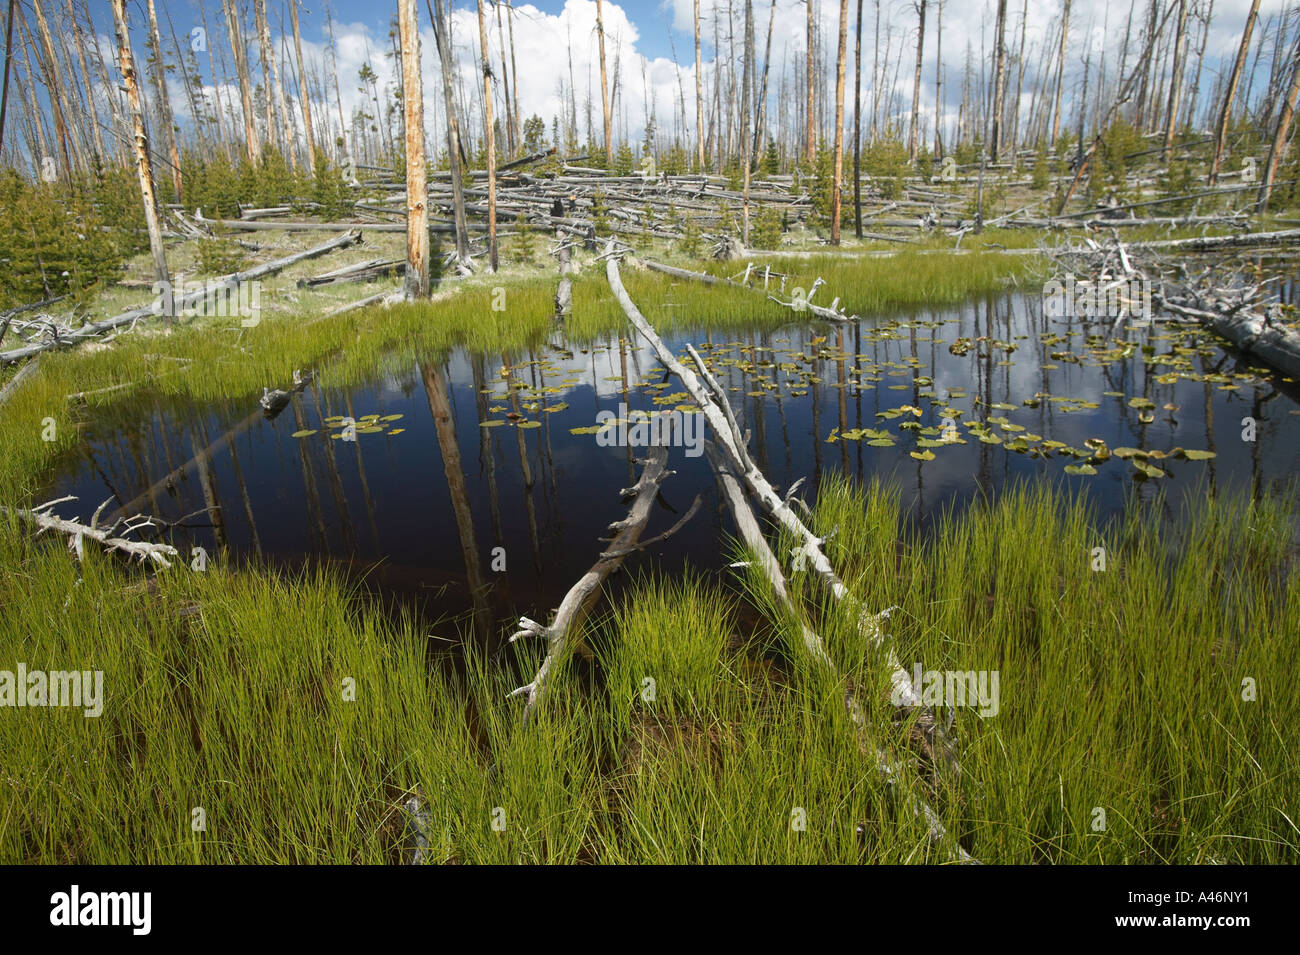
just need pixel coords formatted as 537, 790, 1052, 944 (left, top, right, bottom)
44, 291, 1300, 640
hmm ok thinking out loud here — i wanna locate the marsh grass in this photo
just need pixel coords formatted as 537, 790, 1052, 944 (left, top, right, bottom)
1, 475, 1294, 863
3, 246, 1294, 864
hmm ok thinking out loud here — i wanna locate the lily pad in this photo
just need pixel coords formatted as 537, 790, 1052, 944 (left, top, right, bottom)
290, 429, 317, 438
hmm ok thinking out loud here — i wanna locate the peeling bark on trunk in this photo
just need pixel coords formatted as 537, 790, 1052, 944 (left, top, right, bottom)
399, 0, 429, 298
111, 0, 168, 291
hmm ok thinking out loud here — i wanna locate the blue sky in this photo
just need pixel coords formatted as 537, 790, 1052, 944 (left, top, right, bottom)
59, 1, 1296, 157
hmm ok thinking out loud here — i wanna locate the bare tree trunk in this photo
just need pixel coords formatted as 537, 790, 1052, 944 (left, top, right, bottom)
1258, 34, 1300, 212
1008, 0, 1028, 167
142, 0, 183, 201
429, 0, 470, 271
29, 1, 72, 179
111, 0, 168, 291
596, 0, 613, 165
223, 0, 260, 163
1185, 0, 1214, 130
0, 0, 15, 155
1210, 0, 1259, 185
1050, 0, 1071, 146
477, 0, 498, 271
325, 1, 349, 161
253, 0, 281, 157
831, 0, 849, 242
1162, 0, 1189, 162
397, 0, 428, 298
806, 0, 816, 163
990, 0, 1008, 161
908, 0, 926, 164
290, 0, 316, 175
741, 0, 754, 243
507, 0, 521, 150
65, 0, 105, 161
934, 0, 943, 156
694, 0, 704, 169
753, 0, 776, 163
495, 0, 513, 158
853, 0, 863, 236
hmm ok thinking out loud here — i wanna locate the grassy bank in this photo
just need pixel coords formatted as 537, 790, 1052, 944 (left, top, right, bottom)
1, 473, 1294, 863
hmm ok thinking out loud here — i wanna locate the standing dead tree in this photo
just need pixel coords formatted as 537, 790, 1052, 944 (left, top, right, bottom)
110, 0, 168, 291
1209, 0, 1259, 186
398, 0, 429, 298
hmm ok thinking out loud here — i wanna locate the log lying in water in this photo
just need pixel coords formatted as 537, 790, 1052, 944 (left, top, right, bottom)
509, 444, 694, 724
604, 241, 969, 849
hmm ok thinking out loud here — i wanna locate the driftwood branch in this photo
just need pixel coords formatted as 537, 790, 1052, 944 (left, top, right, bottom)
510, 445, 684, 723
1, 498, 181, 568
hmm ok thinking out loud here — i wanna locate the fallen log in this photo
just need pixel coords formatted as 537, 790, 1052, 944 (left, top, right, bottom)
706, 442, 973, 863
509, 445, 690, 724
0, 358, 40, 411
1160, 293, 1300, 381
297, 258, 403, 288
605, 242, 955, 760
0, 230, 364, 364
1, 497, 180, 568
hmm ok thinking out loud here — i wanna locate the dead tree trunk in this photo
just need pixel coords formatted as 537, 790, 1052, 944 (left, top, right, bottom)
476, 0, 498, 272
1050, 0, 1071, 146
145, 0, 183, 201
29, 1, 72, 180
908, 0, 926, 164
831, 0, 849, 243
1211, 0, 1260, 186
853, 0, 863, 236
110, 0, 168, 290
430, 0, 472, 272
399, 0, 428, 298
694, 0, 704, 170
990, 0, 1008, 161
596, 0, 613, 165
222, 0, 260, 163
806, 0, 816, 163
1258, 35, 1300, 213
290, 0, 316, 175
1162, 0, 1190, 162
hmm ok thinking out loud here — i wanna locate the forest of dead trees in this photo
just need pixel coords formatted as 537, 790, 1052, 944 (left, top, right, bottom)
0, 0, 1298, 311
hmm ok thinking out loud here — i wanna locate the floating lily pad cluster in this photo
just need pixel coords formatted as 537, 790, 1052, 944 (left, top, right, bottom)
290, 413, 405, 439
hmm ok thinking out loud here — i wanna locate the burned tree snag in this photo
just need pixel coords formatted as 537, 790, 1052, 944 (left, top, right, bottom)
110, 0, 168, 291
398, 0, 429, 298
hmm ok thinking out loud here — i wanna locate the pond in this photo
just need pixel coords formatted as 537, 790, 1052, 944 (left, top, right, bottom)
44, 288, 1300, 641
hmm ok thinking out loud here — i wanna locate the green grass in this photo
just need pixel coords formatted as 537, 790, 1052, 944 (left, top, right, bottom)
2, 474, 1294, 863
4, 243, 1292, 864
